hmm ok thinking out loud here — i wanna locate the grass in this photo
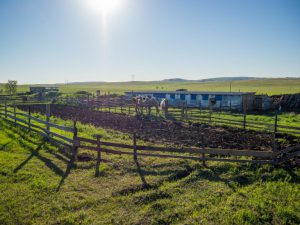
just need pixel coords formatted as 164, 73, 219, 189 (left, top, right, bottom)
1, 78, 300, 95
0, 117, 299, 224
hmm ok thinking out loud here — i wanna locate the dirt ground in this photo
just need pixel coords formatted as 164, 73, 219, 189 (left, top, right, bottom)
17, 104, 299, 151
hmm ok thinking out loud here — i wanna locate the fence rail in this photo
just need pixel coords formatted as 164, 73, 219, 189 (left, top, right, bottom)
0, 103, 299, 175
2, 96, 300, 136
0, 103, 76, 147
75, 135, 275, 166
91, 104, 300, 136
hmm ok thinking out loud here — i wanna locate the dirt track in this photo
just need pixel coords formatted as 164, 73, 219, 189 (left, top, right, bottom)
17, 104, 298, 151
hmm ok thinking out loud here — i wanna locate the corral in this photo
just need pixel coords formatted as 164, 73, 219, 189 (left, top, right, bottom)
0, 94, 300, 224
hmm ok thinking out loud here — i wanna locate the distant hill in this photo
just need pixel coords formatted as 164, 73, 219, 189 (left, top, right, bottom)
160, 78, 189, 82
161, 77, 259, 82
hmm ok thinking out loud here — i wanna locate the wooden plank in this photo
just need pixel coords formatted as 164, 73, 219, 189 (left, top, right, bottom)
14, 112, 28, 117
245, 124, 273, 131
210, 116, 243, 124
13, 117, 28, 125
28, 115, 47, 124
79, 145, 98, 151
277, 124, 300, 131
28, 123, 48, 133
48, 131, 74, 144
209, 117, 273, 128
137, 145, 273, 158
76, 136, 132, 148
8, 120, 48, 138
75, 136, 98, 144
47, 122, 74, 132
5, 110, 15, 114
101, 141, 132, 149
85, 147, 273, 164
277, 130, 300, 135
49, 138, 73, 148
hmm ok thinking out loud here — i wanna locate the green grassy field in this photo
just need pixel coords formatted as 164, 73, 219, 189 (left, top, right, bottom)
0, 117, 299, 224
1, 78, 300, 95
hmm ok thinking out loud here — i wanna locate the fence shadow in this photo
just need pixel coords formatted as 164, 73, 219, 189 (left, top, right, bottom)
134, 157, 150, 188
56, 155, 75, 192
13, 143, 44, 173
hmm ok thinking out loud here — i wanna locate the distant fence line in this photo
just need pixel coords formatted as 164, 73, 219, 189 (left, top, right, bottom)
0, 103, 299, 175
1, 95, 300, 136
55, 97, 300, 136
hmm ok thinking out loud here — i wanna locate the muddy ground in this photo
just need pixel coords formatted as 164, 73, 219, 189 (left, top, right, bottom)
17, 104, 299, 151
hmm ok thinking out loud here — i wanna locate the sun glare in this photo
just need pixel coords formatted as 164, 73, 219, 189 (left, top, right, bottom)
86, 0, 122, 15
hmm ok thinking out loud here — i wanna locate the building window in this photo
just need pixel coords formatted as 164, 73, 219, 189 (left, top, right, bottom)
202, 94, 209, 100
191, 94, 197, 100
153, 93, 166, 98
180, 94, 186, 100
216, 95, 222, 101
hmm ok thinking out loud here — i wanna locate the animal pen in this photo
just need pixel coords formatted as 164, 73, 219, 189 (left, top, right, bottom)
54, 95, 300, 136
0, 102, 299, 176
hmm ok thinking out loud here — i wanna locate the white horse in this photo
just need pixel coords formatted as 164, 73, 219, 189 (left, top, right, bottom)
144, 96, 160, 115
133, 96, 160, 116
160, 98, 169, 115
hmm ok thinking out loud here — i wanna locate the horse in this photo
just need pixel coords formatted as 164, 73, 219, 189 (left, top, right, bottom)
143, 96, 160, 116
132, 96, 143, 115
160, 98, 169, 115
132, 96, 160, 116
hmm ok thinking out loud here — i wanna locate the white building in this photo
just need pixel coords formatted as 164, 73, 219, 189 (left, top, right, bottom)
125, 90, 256, 111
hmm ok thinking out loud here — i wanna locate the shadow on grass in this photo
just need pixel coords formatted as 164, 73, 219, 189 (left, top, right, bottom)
56, 155, 75, 192
3, 123, 76, 191
13, 143, 43, 173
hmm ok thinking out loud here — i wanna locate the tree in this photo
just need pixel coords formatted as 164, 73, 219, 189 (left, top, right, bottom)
5, 80, 17, 95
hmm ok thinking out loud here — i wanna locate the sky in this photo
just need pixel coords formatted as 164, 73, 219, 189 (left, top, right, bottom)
0, 0, 299, 84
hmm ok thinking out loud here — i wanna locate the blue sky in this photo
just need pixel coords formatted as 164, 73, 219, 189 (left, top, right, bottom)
0, 0, 299, 84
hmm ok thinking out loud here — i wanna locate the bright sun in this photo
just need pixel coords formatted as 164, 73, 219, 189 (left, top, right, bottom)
86, 0, 122, 15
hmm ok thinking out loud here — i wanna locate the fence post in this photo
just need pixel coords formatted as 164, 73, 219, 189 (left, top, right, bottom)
133, 133, 137, 161
272, 132, 277, 154
4, 97, 7, 119
274, 110, 278, 133
72, 120, 78, 163
243, 113, 246, 129
185, 101, 188, 119
13, 101, 16, 126
46, 104, 51, 138
165, 100, 169, 116
95, 135, 101, 176
209, 107, 212, 124
201, 135, 206, 167
28, 106, 31, 130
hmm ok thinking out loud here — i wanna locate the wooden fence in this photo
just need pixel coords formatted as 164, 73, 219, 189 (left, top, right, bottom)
91, 103, 300, 136
1, 103, 299, 173
0, 103, 77, 148
3, 96, 300, 136
53, 95, 300, 136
